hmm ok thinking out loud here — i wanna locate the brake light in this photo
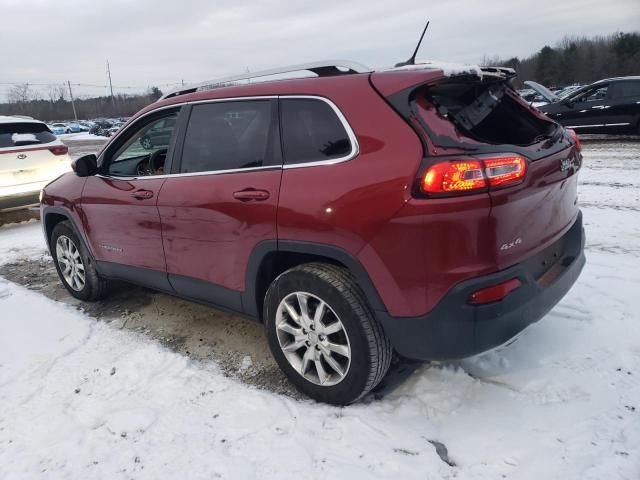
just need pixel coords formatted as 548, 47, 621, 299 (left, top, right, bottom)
468, 278, 522, 305
422, 160, 486, 193
420, 155, 527, 195
48, 145, 68, 156
566, 128, 581, 151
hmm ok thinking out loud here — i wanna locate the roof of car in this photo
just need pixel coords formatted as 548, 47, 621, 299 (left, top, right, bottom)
0, 115, 44, 125
139, 60, 513, 122
593, 76, 640, 84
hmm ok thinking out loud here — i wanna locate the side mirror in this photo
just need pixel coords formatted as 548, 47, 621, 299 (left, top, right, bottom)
562, 98, 575, 108
72, 154, 98, 177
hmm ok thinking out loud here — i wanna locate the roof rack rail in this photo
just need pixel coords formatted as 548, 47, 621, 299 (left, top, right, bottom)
159, 59, 371, 101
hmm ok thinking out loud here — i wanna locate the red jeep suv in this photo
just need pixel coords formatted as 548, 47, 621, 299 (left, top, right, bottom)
40, 60, 585, 404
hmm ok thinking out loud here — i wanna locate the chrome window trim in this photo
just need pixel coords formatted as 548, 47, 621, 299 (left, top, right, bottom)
566, 122, 631, 128
99, 96, 278, 154
96, 165, 281, 181
279, 95, 359, 169
98, 94, 359, 181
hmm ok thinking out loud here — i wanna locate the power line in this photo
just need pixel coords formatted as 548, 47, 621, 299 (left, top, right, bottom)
0, 81, 184, 89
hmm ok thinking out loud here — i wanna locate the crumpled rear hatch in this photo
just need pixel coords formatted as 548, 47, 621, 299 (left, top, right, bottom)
371, 66, 582, 270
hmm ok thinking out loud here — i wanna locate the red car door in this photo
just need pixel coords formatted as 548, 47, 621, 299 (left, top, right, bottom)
81, 108, 183, 288
157, 99, 281, 311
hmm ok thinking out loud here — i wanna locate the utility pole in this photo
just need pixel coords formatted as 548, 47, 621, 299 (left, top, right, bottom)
106, 60, 115, 105
67, 80, 78, 121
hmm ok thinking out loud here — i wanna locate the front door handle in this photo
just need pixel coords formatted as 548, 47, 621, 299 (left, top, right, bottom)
232, 189, 270, 202
131, 189, 154, 200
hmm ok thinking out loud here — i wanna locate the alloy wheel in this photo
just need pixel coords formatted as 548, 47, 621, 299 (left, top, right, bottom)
275, 291, 351, 386
55, 235, 86, 291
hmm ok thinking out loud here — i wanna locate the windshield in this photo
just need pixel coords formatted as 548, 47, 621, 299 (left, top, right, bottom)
565, 84, 608, 103
0, 122, 57, 148
523, 81, 560, 103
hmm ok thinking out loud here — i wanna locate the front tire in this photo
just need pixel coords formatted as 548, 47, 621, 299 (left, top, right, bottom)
140, 136, 153, 150
51, 221, 108, 301
264, 263, 391, 405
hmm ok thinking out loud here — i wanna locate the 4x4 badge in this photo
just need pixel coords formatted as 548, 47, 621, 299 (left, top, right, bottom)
500, 238, 522, 251
560, 157, 577, 173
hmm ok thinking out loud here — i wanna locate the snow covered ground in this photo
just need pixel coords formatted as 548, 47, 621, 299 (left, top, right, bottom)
0, 140, 639, 479
57, 132, 108, 142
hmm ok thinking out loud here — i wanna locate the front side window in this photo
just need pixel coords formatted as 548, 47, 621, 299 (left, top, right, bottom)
609, 81, 640, 100
179, 100, 273, 174
280, 98, 352, 165
576, 86, 608, 103
106, 111, 179, 177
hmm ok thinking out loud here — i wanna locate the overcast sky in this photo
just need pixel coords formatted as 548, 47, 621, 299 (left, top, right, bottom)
1, 0, 638, 100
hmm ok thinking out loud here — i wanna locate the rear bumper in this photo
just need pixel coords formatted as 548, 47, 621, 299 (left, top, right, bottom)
0, 191, 40, 212
377, 211, 585, 361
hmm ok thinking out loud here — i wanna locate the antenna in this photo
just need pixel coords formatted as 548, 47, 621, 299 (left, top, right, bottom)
395, 21, 430, 67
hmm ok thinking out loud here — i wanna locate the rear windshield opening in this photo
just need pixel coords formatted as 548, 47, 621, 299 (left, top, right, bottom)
0, 123, 57, 148
417, 81, 557, 146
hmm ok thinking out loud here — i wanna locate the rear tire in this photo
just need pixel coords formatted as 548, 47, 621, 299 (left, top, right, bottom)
264, 263, 391, 405
51, 221, 109, 301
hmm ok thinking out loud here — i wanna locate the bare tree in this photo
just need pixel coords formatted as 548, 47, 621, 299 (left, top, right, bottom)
7, 83, 31, 104
47, 84, 67, 103
480, 55, 503, 67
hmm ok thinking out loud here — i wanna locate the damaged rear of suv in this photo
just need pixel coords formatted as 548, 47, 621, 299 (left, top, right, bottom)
370, 64, 585, 361
41, 60, 584, 404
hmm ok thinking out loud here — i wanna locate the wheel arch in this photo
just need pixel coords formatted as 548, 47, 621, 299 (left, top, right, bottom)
42, 207, 93, 257
243, 240, 386, 322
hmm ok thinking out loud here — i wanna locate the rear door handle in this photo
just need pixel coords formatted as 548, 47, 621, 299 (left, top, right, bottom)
131, 189, 154, 200
232, 189, 270, 202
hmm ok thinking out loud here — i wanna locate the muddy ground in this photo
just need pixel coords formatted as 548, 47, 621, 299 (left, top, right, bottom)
0, 255, 299, 396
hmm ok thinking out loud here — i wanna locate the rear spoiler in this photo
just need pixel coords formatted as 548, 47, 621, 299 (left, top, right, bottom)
478, 66, 517, 79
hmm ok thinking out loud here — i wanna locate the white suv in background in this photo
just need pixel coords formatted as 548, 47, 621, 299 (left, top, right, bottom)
0, 116, 72, 212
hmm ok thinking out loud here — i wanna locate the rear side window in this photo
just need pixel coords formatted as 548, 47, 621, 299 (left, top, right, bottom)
180, 100, 273, 173
280, 98, 352, 165
0, 122, 56, 148
609, 81, 640, 99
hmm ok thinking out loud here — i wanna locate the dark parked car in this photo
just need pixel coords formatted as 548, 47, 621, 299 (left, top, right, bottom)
139, 117, 176, 149
40, 60, 585, 404
527, 77, 640, 134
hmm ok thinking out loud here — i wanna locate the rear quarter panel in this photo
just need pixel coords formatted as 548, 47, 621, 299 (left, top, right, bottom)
275, 76, 426, 316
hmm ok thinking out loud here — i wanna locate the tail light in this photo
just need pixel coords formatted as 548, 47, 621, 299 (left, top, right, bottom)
49, 145, 68, 156
419, 155, 527, 196
566, 128, 581, 151
468, 278, 522, 305
421, 160, 486, 193
483, 156, 527, 188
